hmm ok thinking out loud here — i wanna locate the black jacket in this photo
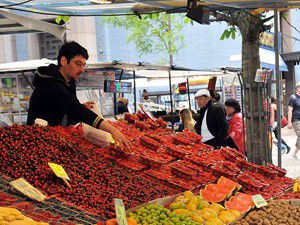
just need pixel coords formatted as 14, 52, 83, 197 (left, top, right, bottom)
27, 64, 98, 126
195, 100, 228, 147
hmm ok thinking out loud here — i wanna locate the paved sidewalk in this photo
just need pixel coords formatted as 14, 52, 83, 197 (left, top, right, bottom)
272, 127, 300, 179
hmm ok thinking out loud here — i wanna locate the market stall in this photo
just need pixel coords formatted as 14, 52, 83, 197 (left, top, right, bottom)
0, 111, 299, 224
0, 1, 300, 225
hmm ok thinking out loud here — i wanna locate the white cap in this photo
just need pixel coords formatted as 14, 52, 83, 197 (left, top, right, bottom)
194, 89, 210, 98
34, 118, 48, 127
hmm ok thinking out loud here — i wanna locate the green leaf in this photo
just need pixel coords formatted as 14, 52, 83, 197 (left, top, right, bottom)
55, 16, 71, 25
225, 29, 231, 39
220, 29, 229, 40
231, 30, 236, 39
62, 16, 71, 23
282, 12, 288, 20
55, 16, 62, 25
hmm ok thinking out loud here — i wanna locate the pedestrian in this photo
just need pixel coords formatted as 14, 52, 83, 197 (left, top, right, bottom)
27, 41, 130, 149
270, 97, 290, 154
194, 89, 228, 148
288, 83, 300, 159
178, 108, 196, 133
224, 98, 245, 155
142, 89, 152, 103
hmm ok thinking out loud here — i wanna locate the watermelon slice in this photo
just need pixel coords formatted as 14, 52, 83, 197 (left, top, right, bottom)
205, 184, 235, 196
217, 176, 242, 190
225, 200, 251, 214
200, 189, 227, 203
234, 193, 255, 206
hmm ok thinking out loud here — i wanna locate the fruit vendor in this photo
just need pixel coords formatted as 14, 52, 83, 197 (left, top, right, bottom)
27, 41, 131, 149
194, 89, 228, 148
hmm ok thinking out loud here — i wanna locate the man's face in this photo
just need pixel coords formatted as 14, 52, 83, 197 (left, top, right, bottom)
296, 86, 300, 93
196, 96, 210, 108
61, 55, 86, 81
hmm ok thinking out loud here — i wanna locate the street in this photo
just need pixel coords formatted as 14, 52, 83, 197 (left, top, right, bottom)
272, 126, 300, 179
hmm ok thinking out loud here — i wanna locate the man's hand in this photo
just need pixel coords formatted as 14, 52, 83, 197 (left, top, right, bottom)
288, 122, 293, 130
98, 120, 131, 149
110, 128, 131, 149
83, 101, 95, 110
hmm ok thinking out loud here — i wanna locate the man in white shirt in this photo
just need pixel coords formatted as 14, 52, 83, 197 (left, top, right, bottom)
194, 89, 228, 148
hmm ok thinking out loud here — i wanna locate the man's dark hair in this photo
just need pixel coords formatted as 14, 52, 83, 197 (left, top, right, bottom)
209, 90, 221, 101
225, 98, 241, 113
57, 41, 89, 67
271, 96, 276, 104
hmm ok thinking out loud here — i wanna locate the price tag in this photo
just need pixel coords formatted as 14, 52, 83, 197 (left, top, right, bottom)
114, 198, 128, 225
48, 162, 70, 180
252, 194, 268, 208
10, 178, 46, 202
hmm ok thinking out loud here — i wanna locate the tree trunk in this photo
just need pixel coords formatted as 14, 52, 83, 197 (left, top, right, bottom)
241, 28, 270, 164
212, 10, 272, 164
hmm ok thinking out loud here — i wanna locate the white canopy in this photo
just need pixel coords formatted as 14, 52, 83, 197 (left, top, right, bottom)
0, 58, 56, 73
0, 9, 66, 39
0, 59, 229, 80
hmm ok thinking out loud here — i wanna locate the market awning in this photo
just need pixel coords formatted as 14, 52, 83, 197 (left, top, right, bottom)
281, 51, 300, 64
229, 48, 288, 72
0, 9, 65, 39
0, 58, 56, 73
0, 0, 299, 17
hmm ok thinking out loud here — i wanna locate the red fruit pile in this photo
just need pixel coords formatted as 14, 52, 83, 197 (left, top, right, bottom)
0, 125, 179, 219
277, 191, 300, 199
0, 112, 296, 219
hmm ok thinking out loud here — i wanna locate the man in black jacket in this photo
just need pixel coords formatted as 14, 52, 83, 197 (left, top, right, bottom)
27, 41, 130, 149
194, 89, 228, 148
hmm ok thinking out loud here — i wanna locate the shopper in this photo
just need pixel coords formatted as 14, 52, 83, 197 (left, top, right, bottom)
270, 97, 290, 154
178, 108, 196, 133
288, 83, 300, 159
224, 98, 245, 154
142, 89, 151, 103
116, 97, 129, 115
27, 41, 130, 149
209, 90, 221, 102
194, 89, 228, 148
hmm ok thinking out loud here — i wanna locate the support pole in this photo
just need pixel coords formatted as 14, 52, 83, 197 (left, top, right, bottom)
133, 70, 137, 113
168, 69, 174, 129
113, 93, 117, 116
187, 78, 191, 110
274, 4, 282, 167
237, 72, 246, 154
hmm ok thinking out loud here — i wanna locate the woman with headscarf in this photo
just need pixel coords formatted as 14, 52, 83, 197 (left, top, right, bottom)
225, 98, 245, 154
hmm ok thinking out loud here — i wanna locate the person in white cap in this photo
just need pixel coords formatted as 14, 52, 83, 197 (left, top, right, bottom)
194, 89, 228, 148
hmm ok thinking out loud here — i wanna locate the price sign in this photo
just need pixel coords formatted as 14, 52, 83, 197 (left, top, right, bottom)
114, 198, 128, 225
10, 178, 46, 202
48, 162, 70, 180
252, 194, 268, 208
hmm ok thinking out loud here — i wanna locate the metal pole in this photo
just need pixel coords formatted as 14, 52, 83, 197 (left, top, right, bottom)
257, 83, 264, 162
15, 75, 22, 124
274, 4, 282, 167
113, 93, 117, 116
248, 84, 255, 162
187, 78, 191, 110
237, 72, 246, 155
133, 70, 137, 113
168, 69, 174, 129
